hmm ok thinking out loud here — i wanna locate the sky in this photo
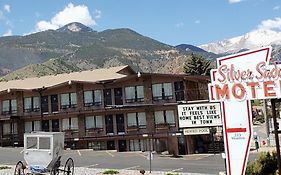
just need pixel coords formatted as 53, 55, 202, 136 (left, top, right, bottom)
0, 0, 280, 46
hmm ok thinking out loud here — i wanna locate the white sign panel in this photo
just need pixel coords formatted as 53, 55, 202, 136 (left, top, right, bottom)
208, 46, 272, 175
178, 103, 222, 128
183, 128, 210, 135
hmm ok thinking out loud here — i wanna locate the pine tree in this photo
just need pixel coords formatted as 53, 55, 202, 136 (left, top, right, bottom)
183, 53, 211, 76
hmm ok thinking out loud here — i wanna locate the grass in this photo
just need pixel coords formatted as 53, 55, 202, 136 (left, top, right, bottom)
102, 169, 119, 174
165, 173, 180, 175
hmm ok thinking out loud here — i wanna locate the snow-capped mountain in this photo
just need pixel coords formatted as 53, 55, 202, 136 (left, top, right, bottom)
199, 29, 281, 54
56, 22, 94, 32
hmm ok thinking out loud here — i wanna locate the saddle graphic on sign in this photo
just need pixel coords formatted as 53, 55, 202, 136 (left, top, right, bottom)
208, 46, 273, 175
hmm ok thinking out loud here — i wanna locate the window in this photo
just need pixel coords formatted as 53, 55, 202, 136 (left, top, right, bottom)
62, 117, 78, 130
25, 121, 32, 133
2, 99, 17, 114
60, 93, 77, 109
88, 141, 106, 150
39, 137, 50, 149
27, 137, 38, 149
130, 139, 143, 151
125, 86, 144, 103
84, 90, 102, 107
25, 121, 41, 133
2, 122, 17, 135
24, 97, 40, 112
154, 110, 175, 126
152, 83, 173, 100
127, 112, 146, 128
85, 116, 103, 129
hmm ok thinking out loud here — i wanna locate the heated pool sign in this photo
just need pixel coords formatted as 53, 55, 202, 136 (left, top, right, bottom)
208, 46, 273, 175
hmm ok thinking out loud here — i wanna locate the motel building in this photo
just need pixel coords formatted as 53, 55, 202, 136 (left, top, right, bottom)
0, 65, 223, 155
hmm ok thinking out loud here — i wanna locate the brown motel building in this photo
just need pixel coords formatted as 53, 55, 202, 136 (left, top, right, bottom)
0, 65, 214, 155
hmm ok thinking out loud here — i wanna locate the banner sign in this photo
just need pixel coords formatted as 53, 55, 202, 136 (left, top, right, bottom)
178, 103, 222, 128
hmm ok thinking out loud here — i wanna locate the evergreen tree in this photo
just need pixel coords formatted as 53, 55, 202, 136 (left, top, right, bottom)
183, 53, 211, 76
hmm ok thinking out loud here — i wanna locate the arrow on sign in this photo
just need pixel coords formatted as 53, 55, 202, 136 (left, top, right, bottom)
208, 47, 272, 175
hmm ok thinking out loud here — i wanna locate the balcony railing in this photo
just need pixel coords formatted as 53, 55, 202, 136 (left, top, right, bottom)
85, 128, 104, 137
1, 110, 17, 115
64, 129, 79, 138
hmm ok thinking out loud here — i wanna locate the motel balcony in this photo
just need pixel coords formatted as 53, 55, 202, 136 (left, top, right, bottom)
64, 129, 79, 139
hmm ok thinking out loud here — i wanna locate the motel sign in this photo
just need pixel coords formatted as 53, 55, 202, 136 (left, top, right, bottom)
208, 47, 273, 175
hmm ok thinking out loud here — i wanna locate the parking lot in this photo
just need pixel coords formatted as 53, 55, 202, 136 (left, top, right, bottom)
0, 147, 227, 174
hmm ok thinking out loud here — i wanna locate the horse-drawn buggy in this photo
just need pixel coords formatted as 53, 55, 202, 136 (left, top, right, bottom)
14, 132, 74, 175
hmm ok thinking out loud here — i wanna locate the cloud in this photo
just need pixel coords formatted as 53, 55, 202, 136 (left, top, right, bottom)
258, 17, 281, 31
94, 9, 101, 19
228, 0, 241, 4
3, 5, 10, 13
195, 20, 200, 24
35, 3, 95, 32
3, 29, 12, 36
175, 22, 184, 28
273, 6, 280, 11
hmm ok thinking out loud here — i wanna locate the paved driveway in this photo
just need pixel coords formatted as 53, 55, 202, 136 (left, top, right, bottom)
0, 147, 260, 175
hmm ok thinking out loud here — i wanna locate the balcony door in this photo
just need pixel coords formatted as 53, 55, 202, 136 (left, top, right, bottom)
51, 95, 58, 112
114, 88, 123, 105
52, 119, 60, 132
116, 114, 125, 134
105, 115, 114, 134
41, 96, 49, 114
104, 89, 112, 106
42, 120, 49, 132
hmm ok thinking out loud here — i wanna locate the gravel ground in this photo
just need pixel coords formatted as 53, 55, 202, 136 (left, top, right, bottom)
0, 166, 214, 175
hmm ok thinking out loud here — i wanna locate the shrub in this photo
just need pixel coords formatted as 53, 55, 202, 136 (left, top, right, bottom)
165, 173, 180, 175
140, 169, 145, 174
0, 166, 11, 170
102, 169, 119, 174
246, 151, 277, 175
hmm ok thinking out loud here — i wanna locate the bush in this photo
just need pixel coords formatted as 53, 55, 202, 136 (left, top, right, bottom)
246, 151, 277, 175
102, 169, 119, 174
165, 173, 180, 175
140, 169, 145, 174
0, 166, 11, 170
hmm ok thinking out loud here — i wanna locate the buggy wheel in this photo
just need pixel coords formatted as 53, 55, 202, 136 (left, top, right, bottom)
51, 168, 59, 175
51, 156, 61, 175
63, 158, 74, 175
14, 161, 24, 175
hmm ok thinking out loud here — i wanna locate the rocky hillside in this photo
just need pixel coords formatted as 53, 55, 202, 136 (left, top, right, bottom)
0, 22, 215, 81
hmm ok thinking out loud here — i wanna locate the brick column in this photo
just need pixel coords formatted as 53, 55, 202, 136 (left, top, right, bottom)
17, 119, 24, 146
76, 83, 84, 110
16, 91, 24, 116
168, 136, 179, 156
78, 114, 85, 137
143, 75, 152, 104
145, 108, 154, 134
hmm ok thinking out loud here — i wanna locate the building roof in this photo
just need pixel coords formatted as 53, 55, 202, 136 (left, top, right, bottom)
0, 65, 134, 93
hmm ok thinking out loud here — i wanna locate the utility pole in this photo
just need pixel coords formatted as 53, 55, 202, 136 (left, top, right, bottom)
271, 99, 281, 174
262, 99, 270, 146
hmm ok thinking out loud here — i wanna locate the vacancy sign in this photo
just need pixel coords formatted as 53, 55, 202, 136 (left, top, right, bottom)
208, 46, 272, 175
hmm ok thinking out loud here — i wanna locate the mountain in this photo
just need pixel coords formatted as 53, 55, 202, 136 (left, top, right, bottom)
56, 22, 94, 32
0, 22, 217, 81
176, 44, 207, 52
199, 29, 281, 54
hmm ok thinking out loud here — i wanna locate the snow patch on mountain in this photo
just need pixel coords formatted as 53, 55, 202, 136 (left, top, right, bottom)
199, 29, 281, 54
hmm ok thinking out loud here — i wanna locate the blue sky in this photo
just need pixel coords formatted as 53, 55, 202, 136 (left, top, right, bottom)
0, 0, 280, 46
